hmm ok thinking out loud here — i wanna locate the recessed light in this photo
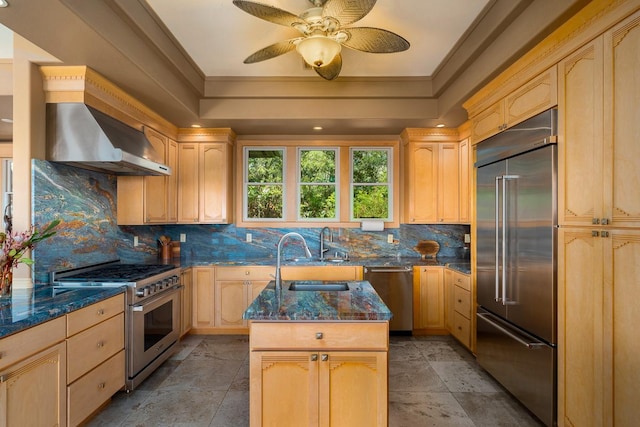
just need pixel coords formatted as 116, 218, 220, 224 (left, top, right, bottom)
0, 118, 12, 124
191, 124, 201, 128
313, 126, 323, 131
0, 1, 8, 8
436, 123, 445, 128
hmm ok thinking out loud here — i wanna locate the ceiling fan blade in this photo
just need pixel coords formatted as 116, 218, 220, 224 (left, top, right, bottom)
342, 27, 410, 53
314, 54, 342, 80
233, 0, 302, 27
322, 0, 376, 26
244, 39, 298, 63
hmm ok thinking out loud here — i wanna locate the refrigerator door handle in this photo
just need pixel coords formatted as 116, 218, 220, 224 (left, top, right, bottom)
477, 311, 547, 349
495, 176, 502, 302
501, 174, 520, 306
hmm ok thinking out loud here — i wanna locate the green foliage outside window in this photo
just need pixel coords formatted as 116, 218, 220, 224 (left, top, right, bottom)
352, 149, 390, 219
246, 150, 283, 219
299, 149, 336, 219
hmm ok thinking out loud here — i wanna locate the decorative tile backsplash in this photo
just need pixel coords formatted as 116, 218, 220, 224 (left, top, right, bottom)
32, 160, 469, 284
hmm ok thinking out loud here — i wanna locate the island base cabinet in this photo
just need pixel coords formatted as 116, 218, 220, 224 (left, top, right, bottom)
250, 350, 388, 427
249, 321, 389, 427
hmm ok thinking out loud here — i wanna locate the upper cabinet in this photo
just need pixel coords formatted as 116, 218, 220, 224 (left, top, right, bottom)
467, 66, 558, 144
177, 129, 235, 224
117, 128, 178, 225
400, 129, 470, 224
558, 13, 640, 229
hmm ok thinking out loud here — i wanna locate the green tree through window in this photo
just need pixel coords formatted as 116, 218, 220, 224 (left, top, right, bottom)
246, 149, 284, 219
351, 149, 390, 219
299, 149, 337, 220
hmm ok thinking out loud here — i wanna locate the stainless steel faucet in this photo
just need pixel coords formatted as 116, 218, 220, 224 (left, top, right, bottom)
319, 226, 333, 260
275, 232, 312, 290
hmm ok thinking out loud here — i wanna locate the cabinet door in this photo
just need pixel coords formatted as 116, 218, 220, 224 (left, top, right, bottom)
181, 268, 193, 336
558, 228, 604, 427
177, 143, 200, 223
250, 351, 319, 427
413, 267, 445, 331
143, 127, 169, 223
0, 342, 66, 427
405, 143, 438, 223
608, 230, 640, 426
505, 66, 558, 127
444, 268, 455, 331
215, 280, 246, 327
604, 13, 640, 228
319, 351, 387, 427
192, 267, 215, 329
458, 138, 471, 223
558, 39, 605, 227
167, 138, 178, 223
201, 143, 228, 223
470, 101, 504, 143
438, 143, 460, 223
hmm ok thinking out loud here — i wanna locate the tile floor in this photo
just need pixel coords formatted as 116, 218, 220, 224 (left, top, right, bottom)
87, 334, 544, 426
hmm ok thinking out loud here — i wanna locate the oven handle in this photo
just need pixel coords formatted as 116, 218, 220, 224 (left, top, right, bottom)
131, 285, 182, 312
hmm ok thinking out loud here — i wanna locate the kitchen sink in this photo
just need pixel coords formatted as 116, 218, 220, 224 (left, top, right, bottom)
288, 281, 350, 292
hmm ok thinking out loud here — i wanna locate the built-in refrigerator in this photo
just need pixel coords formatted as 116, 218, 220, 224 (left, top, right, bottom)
475, 108, 557, 427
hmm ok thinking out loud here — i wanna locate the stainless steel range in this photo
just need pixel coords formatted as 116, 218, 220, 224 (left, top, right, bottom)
51, 260, 182, 390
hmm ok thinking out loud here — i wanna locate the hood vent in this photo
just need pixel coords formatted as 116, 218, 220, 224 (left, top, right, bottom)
46, 103, 171, 176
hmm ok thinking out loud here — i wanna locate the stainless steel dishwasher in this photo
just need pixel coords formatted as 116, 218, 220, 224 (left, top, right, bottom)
364, 265, 413, 334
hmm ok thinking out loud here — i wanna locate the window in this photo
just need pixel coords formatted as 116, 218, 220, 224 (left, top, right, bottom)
351, 148, 391, 221
298, 148, 338, 221
244, 148, 284, 221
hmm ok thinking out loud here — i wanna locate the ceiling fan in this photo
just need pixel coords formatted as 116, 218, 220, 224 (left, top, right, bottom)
232, 0, 410, 80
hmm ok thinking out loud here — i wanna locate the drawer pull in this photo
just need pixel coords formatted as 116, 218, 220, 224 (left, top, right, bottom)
98, 382, 106, 389
97, 341, 105, 348
315, 332, 323, 340
321, 354, 329, 362
97, 309, 105, 315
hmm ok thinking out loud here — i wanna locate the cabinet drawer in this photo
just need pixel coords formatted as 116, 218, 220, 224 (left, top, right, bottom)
215, 266, 274, 281
0, 316, 66, 371
452, 312, 471, 348
67, 313, 124, 383
67, 294, 124, 336
250, 322, 388, 351
453, 286, 471, 318
67, 350, 125, 427
452, 271, 470, 291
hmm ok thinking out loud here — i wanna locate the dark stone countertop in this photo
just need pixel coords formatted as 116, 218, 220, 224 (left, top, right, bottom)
243, 280, 392, 321
0, 286, 125, 340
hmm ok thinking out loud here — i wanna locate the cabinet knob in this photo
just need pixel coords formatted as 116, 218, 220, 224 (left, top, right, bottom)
592, 218, 600, 225
601, 218, 610, 225
245, 271, 250, 275
457, 299, 462, 303
98, 382, 106, 390
592, 231, 600, 237
311, 354, 318, 362
321, 354, 329, 362
97, 341, 105, 348
315, 332, 323, 339
97, 308, 105, 315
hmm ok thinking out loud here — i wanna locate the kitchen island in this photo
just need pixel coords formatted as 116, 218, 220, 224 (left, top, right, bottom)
244, 280, 392, 427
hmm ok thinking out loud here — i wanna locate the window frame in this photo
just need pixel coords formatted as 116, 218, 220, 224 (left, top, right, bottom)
349, 147, 393, 222
242, 146, 286, 222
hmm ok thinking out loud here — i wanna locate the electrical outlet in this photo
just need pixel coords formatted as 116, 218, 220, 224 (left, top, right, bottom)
464, 233, 471, 243
180, 233, 186, 243
387, 234, 394, 244
133, 236, 139, 247
246, 233, 252, 243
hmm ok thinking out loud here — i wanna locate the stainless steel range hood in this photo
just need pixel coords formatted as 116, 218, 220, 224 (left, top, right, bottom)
46, 103, 171, 176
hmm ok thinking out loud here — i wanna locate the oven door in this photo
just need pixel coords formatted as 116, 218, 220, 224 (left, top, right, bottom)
129, 285, 182, 378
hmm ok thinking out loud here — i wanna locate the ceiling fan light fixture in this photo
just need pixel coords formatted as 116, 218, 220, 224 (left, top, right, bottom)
296, 35, 341, 68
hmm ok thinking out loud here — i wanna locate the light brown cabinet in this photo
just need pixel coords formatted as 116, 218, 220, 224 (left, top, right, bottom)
177, 142, 233, 224
557, 10, 640, 427
0, 317, 67, 427
214, 266, 272, 331
181, 267, 193, 337
117, 128, 178, 224
469, 66, 558, 143
413, 266, 446, 333
445, 268, 472, 350
402, 137, 469, 224
249, 321, 388, 427
192, 267, 216, 331
65, 294, 125, 427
